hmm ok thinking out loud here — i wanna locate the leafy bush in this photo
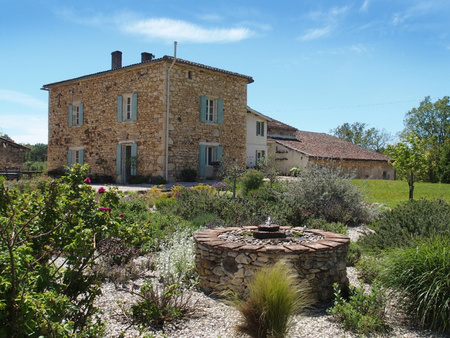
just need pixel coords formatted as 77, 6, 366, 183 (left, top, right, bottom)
305, 218, 347, 235
240, 169, 264, 195
378, 236, 450, 333
280, 164, 370, 225
346, 242, 362, 267
130, 281, 192, 328
156, 229, 197, 288
234, 260, 314, 337
359, 199, 450, 253
355, 255, 382, 284
150, 175, 167, 185
180, 168, 197, 182
0, 164, 123, 337
328, 282, 389, 335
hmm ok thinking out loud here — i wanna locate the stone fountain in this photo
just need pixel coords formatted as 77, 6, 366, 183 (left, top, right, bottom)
194, 218, 350, 302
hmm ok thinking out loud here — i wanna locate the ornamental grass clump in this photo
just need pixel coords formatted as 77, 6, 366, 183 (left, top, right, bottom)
378, 236, 450, 333
235, 260, 314, 338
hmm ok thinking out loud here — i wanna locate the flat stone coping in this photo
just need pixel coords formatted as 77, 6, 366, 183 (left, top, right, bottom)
194, 226, 350, 253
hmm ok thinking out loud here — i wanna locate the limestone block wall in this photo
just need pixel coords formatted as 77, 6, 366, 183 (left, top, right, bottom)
0, 144, 27, 169
194, 227, 349, 302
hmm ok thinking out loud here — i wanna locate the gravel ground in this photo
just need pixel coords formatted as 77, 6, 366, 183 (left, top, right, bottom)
95, 226, 444, 338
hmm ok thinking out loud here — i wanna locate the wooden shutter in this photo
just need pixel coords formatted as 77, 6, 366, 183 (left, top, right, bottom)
116, 144, 122, 174
198, 144, 206, 177
200, 95, 207, 122
217, 99, 223, 124
117, 96, 123, 122
68, 105, 73, 126
131, 93, 138, 121
131, 143, 137, 176
79, 149, 84, 164
216, 146, 223, 162
79, 103, 84, 125
68, 149, 72, 167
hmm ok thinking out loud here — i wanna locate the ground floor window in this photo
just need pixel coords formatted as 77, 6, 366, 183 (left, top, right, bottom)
68, 148, 84, 167
199, 143, 222, 178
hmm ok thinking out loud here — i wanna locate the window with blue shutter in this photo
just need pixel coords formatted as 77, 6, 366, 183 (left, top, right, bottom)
200, 95, 207, 122
131, 143, 137, 175
68, 105, 73, 126
198, 144, 206, 177
78, 103, 84, 125
217, 99, 223, 124
199, 96, 223, 124
116, 144, 122, 174
131, 93, 138, 121
68, 149, 72, 167
117, 96, 123, 122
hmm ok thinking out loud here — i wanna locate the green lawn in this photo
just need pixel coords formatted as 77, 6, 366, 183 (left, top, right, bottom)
352, 179, 450, 207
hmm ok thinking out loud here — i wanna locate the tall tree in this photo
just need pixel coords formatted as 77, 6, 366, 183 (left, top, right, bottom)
385, 135, 429, 200
402, 96, 450, 183
330, 122, 392, 152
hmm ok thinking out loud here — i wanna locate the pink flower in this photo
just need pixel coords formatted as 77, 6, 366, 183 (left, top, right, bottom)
119, 213, 125, 217
97, 187, 106, 194
84, 177, 91, 184
99, 207, 112, 212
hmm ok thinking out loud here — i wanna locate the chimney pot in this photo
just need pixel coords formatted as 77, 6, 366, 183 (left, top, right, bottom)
111, 51, 122, 70
141, 52, 154, 63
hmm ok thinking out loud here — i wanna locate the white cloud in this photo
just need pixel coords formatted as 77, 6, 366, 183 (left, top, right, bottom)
0, 89, 47, 112
1, 114, 48, 144
300, 26, 333, 41
122, 18, 253, 43
360, 0, 370, 13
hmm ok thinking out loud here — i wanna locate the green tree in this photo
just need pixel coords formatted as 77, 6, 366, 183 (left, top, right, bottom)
23, 143, 47, 162
385, 135, 429, 200
403, 96, 450, 182
222, 154, 246, 199
257, 153, 280, 188
330, 122, 392, 152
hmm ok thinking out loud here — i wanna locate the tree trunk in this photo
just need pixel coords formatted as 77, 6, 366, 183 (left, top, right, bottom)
408, 172, 414, 200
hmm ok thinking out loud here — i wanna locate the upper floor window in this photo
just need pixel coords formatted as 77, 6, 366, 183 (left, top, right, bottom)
117, 93, 137, 122
256, 121, 265, 136
200, 95, 223, 124
68, 102, 83, 126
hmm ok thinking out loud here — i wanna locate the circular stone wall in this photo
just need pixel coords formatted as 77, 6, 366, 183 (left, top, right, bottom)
194, 226, 350, 302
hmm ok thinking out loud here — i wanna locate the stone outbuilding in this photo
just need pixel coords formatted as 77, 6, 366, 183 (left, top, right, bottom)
267, 119, 395, 179
0, 136, 30, 172
42, 50, 254, 183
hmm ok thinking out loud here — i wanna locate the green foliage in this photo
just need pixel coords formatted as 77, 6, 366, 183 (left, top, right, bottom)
0, 164, 124, 337
385, 135, 429, 199
180, 168, 197, 182
330, 122, 392, 152
359, 199, 450, 253
240, 169, 265, 195
355, 255, 382, 284
402, 96, 450, 183
305, 218, 347, 235
346, 241, 362, 267
279, 164, 370, 225
378, 236, 450, 333
328, 282, 389, 335
130, 281, 191, 328
234, 260, 314, 338
23, 143, 47, 162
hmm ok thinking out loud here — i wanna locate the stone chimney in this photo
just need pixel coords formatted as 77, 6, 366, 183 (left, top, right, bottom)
141, 52, 154, 63
111, 51, 122, 70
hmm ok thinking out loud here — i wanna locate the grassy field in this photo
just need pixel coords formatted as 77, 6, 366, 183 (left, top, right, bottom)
352, 179, 450, 207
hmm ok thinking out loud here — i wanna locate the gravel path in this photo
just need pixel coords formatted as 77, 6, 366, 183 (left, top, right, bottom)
95, 226, 442, 337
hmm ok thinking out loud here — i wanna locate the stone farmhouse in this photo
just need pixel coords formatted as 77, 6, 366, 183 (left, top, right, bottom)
0, 136, 30, 172
43, 50, 393, 183
266, 118, 395, 179
43, 51, 253, 183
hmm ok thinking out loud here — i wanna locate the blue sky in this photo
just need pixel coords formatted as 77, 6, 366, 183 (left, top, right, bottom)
1, 0, 450, 144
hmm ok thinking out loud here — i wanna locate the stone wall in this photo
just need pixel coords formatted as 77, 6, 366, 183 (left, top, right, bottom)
309, 158, 395, 180
194, 227, 349, 302
45, 58, 250, 181
0, 140, 28, 169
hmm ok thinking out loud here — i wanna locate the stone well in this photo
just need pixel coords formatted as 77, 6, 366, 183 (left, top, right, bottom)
194, 226, 350, 302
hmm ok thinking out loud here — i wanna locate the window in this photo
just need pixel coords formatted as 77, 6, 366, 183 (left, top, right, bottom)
256, 150, 265, 163
117, 93, 137, 122
200, 95, 223, 124
187, 71, 193, 80
68, 103, 83, 126
256, 121, 265, 136
206, 146, 217, 165
68, 148, 84, 167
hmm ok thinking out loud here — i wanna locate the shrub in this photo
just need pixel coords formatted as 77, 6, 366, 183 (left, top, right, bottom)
328, 282, 389, 335
234, 260, 314, 337
355, 255, 382, 284
180, 168, 197, 182
0, 164, 123, 337
240, 169, 265, 195
346, 242, 362, 267
280, 164, 369, 225
305, 218, 347, 235
378, 236, 450, 333
156, 229, 197, 288
130, 281, 192, 328
150, 175, 167, 185
359, 199, 450, 253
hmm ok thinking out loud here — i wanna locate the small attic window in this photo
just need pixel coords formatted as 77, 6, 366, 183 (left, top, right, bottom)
187, 71, 193, 80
